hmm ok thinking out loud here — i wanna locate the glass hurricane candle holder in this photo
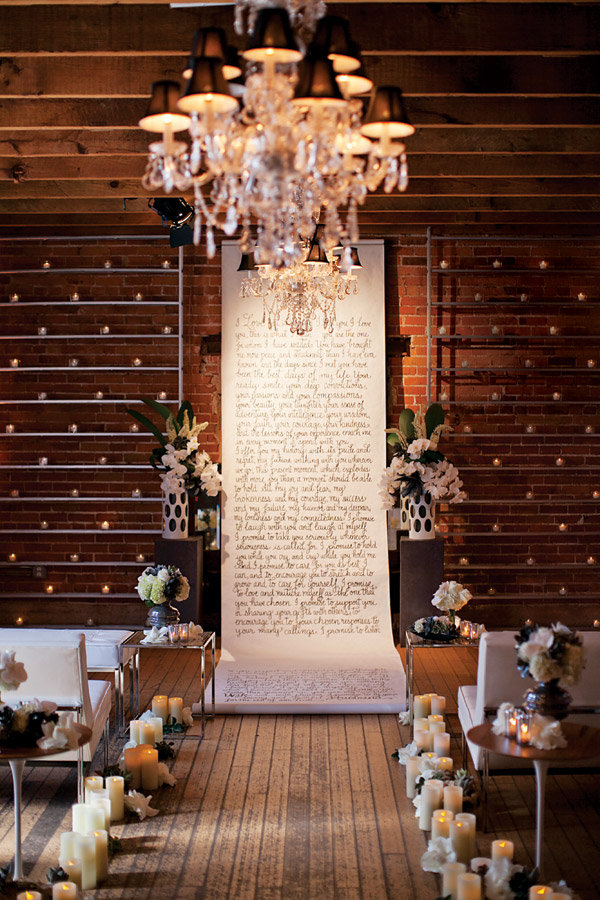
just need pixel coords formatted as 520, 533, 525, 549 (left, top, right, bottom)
516, 709, 532, 746
504, 706, 518, 739
168, 624, 180, 643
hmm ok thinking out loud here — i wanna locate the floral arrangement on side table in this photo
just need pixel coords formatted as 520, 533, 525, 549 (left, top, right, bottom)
411, 581, 473, 640
126, 398, 222, 497
516, 622, 584, 687
137, 565, 190, 611
381, 403, 465, 509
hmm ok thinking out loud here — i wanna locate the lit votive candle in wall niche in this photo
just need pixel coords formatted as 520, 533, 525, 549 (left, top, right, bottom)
456, 872, 482, 900
106, 775, 125, 821
152, 694, 169, 721
442, 862, 467, 900
52, 884, 77, 900
431, 809, 454, 840
491, 839, 514, 862
406, 756, 421, 799
434, 732, 451, 757
430, 695, 446, 716
169, 696, 184, 724
443, 784, 463, 816
84, 775, 104, 804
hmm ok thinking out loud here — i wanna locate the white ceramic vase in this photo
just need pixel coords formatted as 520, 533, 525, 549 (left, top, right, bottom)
408, 491, 436, 540
161, 479, 189, 539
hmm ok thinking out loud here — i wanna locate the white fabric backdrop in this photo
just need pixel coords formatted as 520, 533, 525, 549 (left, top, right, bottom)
216, 240, 405, 713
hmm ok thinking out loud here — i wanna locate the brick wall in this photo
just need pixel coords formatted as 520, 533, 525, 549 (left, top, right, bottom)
1, 232, 598, 628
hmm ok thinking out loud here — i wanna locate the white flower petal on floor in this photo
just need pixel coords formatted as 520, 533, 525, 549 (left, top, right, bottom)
394, 740, 417, 764
124, 790, 159, 820
157, 763, 176, 787
420, 836, 456, 873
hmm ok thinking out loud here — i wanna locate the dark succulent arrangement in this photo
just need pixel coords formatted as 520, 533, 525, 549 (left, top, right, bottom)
0, 704, 58, 749
410, 615, 458, 641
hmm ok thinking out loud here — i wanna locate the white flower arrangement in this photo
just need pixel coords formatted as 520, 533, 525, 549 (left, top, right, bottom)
516, 622, 585, 687
381, 403, 465, 510
136, 565, 190, 609
127, 398, 222, 497
421, 836, 457, 873
431, 581, 472, 615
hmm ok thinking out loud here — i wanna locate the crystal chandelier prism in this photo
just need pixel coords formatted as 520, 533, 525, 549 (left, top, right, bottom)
139, 3, 414, 268
238, 229, 362, 334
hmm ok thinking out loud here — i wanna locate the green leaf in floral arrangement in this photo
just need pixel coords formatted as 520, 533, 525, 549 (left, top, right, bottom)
126, 409, 168, 446
424, 403, 445, 438
150, 447, 165, 469
397, 408, 415, 440
141, 397, 173, 421
156, 739, 175, 760
421, 449, 445, 465
176, 400, 195, 427
108, 835, 123, 855
47, 865, 69, 884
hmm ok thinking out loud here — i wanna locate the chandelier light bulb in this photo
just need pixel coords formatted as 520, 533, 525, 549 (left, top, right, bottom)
526, 425, 536, 434
162, 259, 171, 269
488, 587, 496, 595
15, 616, 24, 626
549, 325, 559, 335
491, 392, 500, 401
577, 292, 587, 302
70, 292, 80, 302
593, 490, 600, 499
10, 293, 19, 303
133, 357, 142, 367
69, 358, 79, 367
69, 553, 80, 563
162, 326, 173, 334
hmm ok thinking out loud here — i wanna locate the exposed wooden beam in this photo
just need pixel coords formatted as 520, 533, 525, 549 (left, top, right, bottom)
3, 97, 599, 130
3, 4, 600, 55
1, 54, 598, 97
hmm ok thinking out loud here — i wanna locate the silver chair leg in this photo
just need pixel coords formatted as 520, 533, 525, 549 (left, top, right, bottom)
103, 719, 109, 769
462, 732, 468, 770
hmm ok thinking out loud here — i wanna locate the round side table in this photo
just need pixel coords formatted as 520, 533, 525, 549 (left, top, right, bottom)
0, 724, 91, 879
467, 721, 599, 878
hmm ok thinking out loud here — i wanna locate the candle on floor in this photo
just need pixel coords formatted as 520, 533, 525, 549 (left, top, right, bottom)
436, 756, 454, 772
450, 820, 471, 864
413, 717, 430, 733
74, 833, 97, 891
84, 775, 104, 804
152, 694, 169, 721
149, 715, 163, 743
430, 694, 446, 716
413, 695, 430, 718
428, 714, 444, 727
60, 859, 82, 889
139, 720, 156, 745
431, 809, 454, 840
106, 775, 125, 821
456, 872, 482, 900
130, 719, 141, 744
71, 803, 89, 834
406, 756, 421, 799
17, 892, 42, 900
491, 839, 514, 861
455, 812, 477, 859
414, 729, 430, 752
168, 696, 184, 724
419, 779, 444, 831
529, 888, 553, 899
52, 884, 78, 900
93, 829, 109, 881
433, 731, 451, 757
429, 720, 446, 736
442, 861, 466, 900
420, 752, 438, 765
444, 784, 463, 816
59, 831, 78, 860
141, 746, 159, 790
124, 746, 143, 790
90, 790, 111, 833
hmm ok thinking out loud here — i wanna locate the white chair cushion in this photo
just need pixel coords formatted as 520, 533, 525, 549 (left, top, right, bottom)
41, 679, 112, 763
0, 628, 136, 669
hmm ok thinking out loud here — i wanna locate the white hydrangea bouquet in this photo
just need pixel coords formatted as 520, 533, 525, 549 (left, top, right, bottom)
412, 580, 472, 639
127, 398, 222, 497
136, 565, 190, 610
381, 403, 465, 509
516, 622, 584, 686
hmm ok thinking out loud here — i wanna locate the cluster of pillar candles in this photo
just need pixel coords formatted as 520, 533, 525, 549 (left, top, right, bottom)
412, 693, 452, 756
503, 705, 533, 745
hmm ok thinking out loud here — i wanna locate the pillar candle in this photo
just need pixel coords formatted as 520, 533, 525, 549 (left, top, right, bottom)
437, 756, 454, 772
84, 775, 104, 804
429, 720, 446, 736
491, 839, 514, 862
456, 872, 482, 900
60, 859, 82, 889
106, 775, 125, 821
152, 694, 168, 721
17, 892, 42, 900
139, 721, 156, 745
406, 756, 421, 799
71, 803, 89, 834
550, 894, 571, 900
93, 829, 109, 882
442, 861, 466, 900
124, 746, 143, 790
149, 716, 163, 743
60, 831, 78, 860
168, 696, 183, 724
431, 809, 454, 839
73, 833, 97, 891
528, 887, 553, 899
413, 717, 430, 732
428, 713, 444, 724
434, 732, 451, 757
450, 820, 471, 864
52, 884, 77, 900
431, 694, 447, 715
130, 719, 141, 744
414, 729, 430, 752
455, 812, 477, 860
420, 752, 438, 765
90, 791, 111, 833
413, 695, 430, 718
141, 746, 159, 790
444, 784, 463, 816
419, 779, 444, 830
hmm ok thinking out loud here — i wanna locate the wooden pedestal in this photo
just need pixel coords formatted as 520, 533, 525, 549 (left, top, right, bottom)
154, 538, 203, 624
398, 536, 445, 645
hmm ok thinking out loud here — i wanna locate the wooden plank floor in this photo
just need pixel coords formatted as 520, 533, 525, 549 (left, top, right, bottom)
0, 645, 599, 899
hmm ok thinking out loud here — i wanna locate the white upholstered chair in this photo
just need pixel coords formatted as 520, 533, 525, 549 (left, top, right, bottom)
1, 634, 112, 799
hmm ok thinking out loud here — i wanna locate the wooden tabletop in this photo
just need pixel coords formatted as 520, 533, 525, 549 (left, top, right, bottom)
467, 721, 600, 763
0, 723, 92, 762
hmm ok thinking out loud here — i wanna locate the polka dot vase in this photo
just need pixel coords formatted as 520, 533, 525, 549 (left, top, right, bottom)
408, 491, 436, 540
162, 479, 190, 538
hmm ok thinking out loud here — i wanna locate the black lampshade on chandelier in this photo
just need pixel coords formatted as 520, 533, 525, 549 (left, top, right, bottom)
139, 3, 414, 267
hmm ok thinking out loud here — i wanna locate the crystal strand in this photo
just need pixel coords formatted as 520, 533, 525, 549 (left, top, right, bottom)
399, 152, 409, 191
193, 207, 202, 246
206, 226, 216, 258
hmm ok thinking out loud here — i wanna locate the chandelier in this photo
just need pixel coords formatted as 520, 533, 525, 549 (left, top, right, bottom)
238, 227, 362, 334
138, 3, 414, 267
